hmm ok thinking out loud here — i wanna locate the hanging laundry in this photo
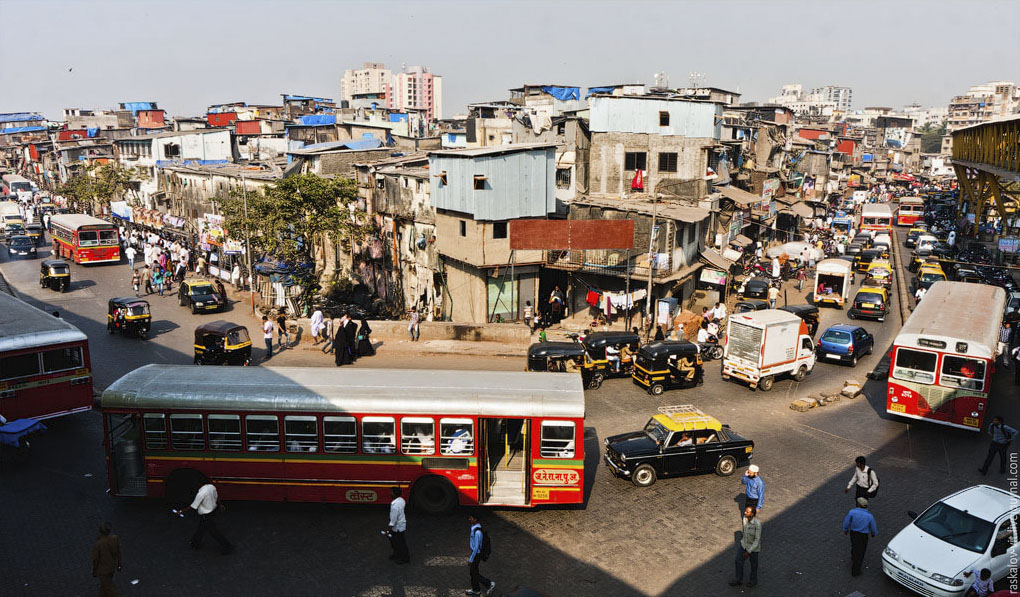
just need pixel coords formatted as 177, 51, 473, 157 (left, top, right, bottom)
586, 290, 601, 307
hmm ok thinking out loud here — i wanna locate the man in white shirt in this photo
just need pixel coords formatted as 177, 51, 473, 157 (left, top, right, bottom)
386, 487, 409, 564
263, 315, 275, 360
124, 245, 136, 270
181, 483, 232, 554
711, 302, 727, 323
843, 456, 879, 500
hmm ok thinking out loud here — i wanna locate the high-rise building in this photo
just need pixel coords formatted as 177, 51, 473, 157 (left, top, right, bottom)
811, 85, 853, 112
902, 103, 947, 128
340, 62, 443, 120
387, 65, 443, 121
767, 83, 852, 117
340, 62, 392, 101
946, 80, 1019, 131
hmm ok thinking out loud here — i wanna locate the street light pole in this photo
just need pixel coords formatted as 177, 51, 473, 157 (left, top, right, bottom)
241, 173, 254, 316
644, 195, 658, 340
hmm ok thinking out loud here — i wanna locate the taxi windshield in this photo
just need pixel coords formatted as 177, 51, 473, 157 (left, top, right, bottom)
643, 419, 669, 444
856, 292, 884, 304
190, 285, 215, 297
920, 272, 945, 283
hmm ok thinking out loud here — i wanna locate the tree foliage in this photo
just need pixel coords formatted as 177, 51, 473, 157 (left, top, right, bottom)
917, 122, 947, 154
58, 162, 140, 211
216, 173, 371, 266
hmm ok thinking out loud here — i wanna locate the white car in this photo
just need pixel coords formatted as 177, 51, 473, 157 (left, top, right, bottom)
873, 233, 892, 248
915, 235, 938, 252
882, 485, 1019, 596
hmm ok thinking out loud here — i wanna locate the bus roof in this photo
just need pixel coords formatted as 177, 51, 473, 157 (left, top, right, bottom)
896, 281, 1006, 359
0, 292, 88, 353
898, 196, 924, 204
860, 203, 893, 216
102, 365, 587, 418
49, 213, 116, 229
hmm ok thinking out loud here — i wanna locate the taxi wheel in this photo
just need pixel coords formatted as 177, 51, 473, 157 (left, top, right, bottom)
649, 383, 665, 396
758, 376, 775, 392
715, 455, 737, 477
632, 464, 657, 487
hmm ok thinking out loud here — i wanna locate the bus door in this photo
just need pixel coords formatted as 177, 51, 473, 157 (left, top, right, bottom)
105, 413, 147, 496
478, 418, 530, 506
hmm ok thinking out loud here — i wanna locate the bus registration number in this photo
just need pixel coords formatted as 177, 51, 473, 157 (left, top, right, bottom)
963, 417, 979, 427
532, 487, 549, 500
889, 403, 906, 413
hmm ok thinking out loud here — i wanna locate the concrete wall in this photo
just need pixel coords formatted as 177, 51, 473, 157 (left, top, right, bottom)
434, 211, 542, 268
589, 132, 713, 198
442, 257, 488, 323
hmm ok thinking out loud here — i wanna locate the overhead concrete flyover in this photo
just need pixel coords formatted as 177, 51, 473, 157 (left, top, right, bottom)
951, 114, 1020, 229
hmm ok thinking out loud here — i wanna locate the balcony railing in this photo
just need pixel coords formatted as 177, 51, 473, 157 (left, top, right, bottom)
545, 249, 676, 280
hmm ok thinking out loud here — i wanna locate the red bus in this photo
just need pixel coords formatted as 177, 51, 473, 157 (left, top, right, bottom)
0, 291, 93, 420
887, 282, 1006, 431
895, 197, 924, 226
102, 366, 585, 513
859, 203, 893, 233
50, 214, 120, 264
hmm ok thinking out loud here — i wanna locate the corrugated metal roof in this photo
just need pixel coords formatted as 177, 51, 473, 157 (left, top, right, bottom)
716, 185, 762, 206
574, 196, 709, 223
429, 143, 559, 158
701, 248, 734, 271
101, 365, 585, 418
0, 290, 88, 352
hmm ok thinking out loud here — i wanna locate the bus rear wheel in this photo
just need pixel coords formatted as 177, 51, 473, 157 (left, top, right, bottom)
165, 468, 209, 510
412, 476, 457, 515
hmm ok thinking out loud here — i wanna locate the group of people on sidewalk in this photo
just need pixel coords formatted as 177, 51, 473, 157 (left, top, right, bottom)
260, 308, 375, 364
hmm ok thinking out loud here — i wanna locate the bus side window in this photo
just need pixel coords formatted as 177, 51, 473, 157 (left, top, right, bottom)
0, 352, 40, 380
401, 417, 435, 455
41, 346, 83, 372
169, 414, 205, 451
208, 414, 242, 451
440, 418, 474, 455
323, 416, 357, 453
245, 415, 280, 452
143, 413, 167, 450
540, 421, 576, 458
362, 417, 395, 454
284, 416, 319, 453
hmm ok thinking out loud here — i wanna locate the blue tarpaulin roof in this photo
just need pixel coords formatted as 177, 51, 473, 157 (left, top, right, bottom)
298, 114, 336, 126
0, 112, 44, 123
585, 86, 616, 98
541, 86, 580, 101
0, 126, 46, 134
284, 95, 334, 103
155, 159, 229, 168
122, 102, 155, 115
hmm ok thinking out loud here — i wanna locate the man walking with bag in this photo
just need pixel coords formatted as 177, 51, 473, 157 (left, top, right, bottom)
386, 487, 409, 564
466, 514, 495, 596
844, 456, 879, 500
728, 506, 761, 588
978, 415, 1016, 475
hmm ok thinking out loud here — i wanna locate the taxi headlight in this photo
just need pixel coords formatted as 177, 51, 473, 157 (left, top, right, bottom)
195, 302, 204, 306
929, 573, 963, 586
619, 453, 626, 462
882, 546, 898, 560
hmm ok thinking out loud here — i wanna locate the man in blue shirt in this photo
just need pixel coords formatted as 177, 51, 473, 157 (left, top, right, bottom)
978, 415, 1016, 475
740, 465, 765, 512
842, 497, 878, 576
466, 515, 495, 596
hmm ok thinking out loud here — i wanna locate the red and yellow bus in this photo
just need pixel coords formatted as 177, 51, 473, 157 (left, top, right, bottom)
102, 365, 585, 513
50, 213, 120, 264
887, 282, 1005, 431
859, 203, 893, 233
895, 197, 924, 226
0, 291, 93, 420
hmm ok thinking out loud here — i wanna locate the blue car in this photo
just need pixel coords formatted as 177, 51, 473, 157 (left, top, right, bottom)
816, 324, 874, 367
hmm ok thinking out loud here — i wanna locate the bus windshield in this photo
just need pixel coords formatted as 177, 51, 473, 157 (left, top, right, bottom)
893, 348, 937, 385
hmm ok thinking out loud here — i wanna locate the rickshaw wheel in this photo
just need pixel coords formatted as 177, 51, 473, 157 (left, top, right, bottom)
138, 331, 148, 341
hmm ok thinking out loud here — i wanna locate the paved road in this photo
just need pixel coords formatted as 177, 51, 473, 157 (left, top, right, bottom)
0, 234, 1016, 597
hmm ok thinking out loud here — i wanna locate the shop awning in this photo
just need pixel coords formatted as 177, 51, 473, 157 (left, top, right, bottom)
730, 234, 753, 248
700, 248, 734, 271
716, 185, 762, 206
780, 201, 814, 219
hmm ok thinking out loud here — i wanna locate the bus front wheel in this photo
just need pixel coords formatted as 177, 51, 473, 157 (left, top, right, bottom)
412, 476, 457, 515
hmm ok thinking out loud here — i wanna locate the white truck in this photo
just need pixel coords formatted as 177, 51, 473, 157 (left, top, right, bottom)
813, 258, 853, 307
852, 190, 868, 205
722, 310, 815, 391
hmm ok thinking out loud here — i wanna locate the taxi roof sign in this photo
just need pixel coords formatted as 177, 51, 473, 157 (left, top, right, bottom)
654, 405, 722, 432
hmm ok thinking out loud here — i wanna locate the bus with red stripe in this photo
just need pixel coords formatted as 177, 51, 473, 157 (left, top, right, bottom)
895, 197, 924, 226
102, 365, 585, 513
0, 291, 93, 421
49, 214, 120, 264
887, 282, 1005, 431
859, 203, 893, 233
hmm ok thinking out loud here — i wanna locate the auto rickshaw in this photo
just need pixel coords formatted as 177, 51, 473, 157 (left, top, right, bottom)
582, 331, 641, 385
39, 259, 70, 292
107, 297, 151, 339
632, 341, 704, 395
779, 304, 820, 336
194, 321, 252, 366
734, 299, 769, 313
526, 342, 600, 389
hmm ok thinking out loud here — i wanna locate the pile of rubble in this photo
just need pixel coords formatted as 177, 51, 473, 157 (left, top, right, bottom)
790, 379, 863, 412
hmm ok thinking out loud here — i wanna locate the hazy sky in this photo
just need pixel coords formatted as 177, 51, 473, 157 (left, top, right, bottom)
1, 0, 1017, 120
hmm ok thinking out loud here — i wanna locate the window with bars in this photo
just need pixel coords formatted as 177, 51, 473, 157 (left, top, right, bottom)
440, 419, 474, 455
401, 418, 435, 455
362, 417, 396, 454
143, 414, 167, 450
284, 416, 318, 452
658, 152, 678, 173
208, 415, 242, 451
245, 415, 280, 452
540, 421, 576, 458
170, 414, 205, 451
323, 416, 357, 453
624, 152, 647, 171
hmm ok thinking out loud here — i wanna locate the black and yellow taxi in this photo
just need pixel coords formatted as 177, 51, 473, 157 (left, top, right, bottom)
194, 321, 252, 365
903, 226, 927, 249
177, 278, 226, 314
848, 285, 889, 322
864, 259, 894, 289
854, 248, 885, 273
913, 265, 947, 292
604, 405, 754, 487
24, 223, 44, 246
107, 297, 151, 339
582, 331, 640, 384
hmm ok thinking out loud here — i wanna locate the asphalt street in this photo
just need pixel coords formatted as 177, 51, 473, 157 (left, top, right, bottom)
0, 233, 1016, 597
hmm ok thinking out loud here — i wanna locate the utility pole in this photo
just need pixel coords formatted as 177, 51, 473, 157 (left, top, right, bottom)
644, 195, 659, 340
240, 173, 255, 316
624, 247, 632, 330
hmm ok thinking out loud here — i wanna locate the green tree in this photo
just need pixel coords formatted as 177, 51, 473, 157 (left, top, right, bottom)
216, 172, 370, 277
58, 162, 140, 212
917, 122, 947, 154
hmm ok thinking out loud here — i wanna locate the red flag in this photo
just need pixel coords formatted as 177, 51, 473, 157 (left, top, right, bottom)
631, 169, 644, 191
28, 144, 39, 161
